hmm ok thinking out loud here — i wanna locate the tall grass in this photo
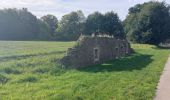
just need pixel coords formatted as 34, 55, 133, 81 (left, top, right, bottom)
0, 41, 169, 100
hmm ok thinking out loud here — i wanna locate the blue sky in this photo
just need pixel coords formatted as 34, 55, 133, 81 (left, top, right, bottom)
0, 0, 169, 20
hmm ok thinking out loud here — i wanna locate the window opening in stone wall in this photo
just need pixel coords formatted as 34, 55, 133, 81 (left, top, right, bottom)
115, 47, 118, 51
94, 48, 99, 62
115, 47, 119, 59
121, 45, 123, 49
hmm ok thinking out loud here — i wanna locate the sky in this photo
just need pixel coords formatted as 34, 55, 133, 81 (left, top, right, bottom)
0, 0, 169, 20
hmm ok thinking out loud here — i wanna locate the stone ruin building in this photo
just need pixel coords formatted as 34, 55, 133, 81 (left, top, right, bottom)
61, 34, 132, 68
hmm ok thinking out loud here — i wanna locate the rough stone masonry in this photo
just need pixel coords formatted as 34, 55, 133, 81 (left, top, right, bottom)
61, 35, 132, 68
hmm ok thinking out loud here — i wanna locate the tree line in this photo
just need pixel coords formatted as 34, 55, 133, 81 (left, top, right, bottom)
0, 1, 170, 44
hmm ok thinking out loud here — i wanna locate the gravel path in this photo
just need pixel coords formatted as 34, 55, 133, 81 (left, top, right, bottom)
154, 54, 170, 100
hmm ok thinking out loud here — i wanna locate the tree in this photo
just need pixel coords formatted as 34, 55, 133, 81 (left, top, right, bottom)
56, 10, 86, 40
0, 8, 39, 40
37, 19, 51, 40
41, 15, 58, 37
124, 1, 170, 44
85, 11, 125, 38
85, 12, 104, 34
103, 11, 125, 38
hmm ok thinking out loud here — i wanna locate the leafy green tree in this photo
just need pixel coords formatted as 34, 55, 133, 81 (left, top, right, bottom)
103, 11, 125, 38
85, 12, 104, 34
0, 8, 39, 40
41, 15, 58, 36
124, 1, 170, 44
37, 19, 51, 40
85, 11, 125, 38
56, 10, 86, 40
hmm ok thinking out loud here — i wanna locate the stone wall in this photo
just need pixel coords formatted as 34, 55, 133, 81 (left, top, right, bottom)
61, 35, 132, 68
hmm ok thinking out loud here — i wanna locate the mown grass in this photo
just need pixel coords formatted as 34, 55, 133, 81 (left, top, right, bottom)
0, 41, 169, 100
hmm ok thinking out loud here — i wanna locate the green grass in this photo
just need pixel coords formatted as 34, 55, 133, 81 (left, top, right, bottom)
0, 41, 169, 100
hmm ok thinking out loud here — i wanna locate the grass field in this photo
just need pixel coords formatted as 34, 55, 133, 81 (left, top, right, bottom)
0, 41, 169, 100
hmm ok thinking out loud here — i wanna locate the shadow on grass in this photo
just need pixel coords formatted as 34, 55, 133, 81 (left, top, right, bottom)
78, 53, 153, 72
0, 51, 65, 62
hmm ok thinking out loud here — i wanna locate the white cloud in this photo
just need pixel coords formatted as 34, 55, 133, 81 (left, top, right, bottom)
0, 0, 168, 20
